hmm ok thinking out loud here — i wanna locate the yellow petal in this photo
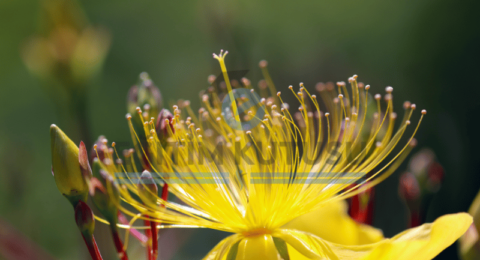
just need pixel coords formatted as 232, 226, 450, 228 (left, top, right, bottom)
284, 200, 383, 245
360, 213, 473, 260
276, 213, 471, 260
236, 234, 279, 260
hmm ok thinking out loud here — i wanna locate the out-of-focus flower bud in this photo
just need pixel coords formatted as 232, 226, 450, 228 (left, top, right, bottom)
426, 162, 444, 192
90, 159, 120, 224
460, 189, 480, 260
74, 200, 95, 237
137, 171, 158, 208
155, 109, 174, 147
50, 124, 88, 206
127, 72, 163, 123
70, 27, 111, 84
399, 172, 421, 227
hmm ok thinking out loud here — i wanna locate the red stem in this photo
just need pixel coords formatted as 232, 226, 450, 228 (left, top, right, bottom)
150, 220, 158, 260
82, 234, 103, 260
111, 227, 129, 260
144, 219, 152, 260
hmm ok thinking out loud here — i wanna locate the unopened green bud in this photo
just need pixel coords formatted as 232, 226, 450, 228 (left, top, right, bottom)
74, 200, 95, 237
127, 72, 163, 122
50, 124, 88, 206
138, 171, 158, 208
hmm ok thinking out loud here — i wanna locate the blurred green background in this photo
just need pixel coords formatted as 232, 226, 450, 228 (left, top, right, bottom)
0, 0, 479, 259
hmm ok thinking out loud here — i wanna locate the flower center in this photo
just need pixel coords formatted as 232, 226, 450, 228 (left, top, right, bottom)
242, 228, 272, 237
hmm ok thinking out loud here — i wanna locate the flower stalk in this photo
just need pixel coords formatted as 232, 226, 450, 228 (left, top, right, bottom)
74, 201, 102, 260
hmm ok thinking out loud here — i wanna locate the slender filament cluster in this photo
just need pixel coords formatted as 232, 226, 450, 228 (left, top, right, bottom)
94, 51, 425, 243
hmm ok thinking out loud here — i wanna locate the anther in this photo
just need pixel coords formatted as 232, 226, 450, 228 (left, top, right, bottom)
271, 105, 277, 110
345, 117, 350, 122
325, 112, 330, 117
216, 117, 221, 122
288, 85, 293, 90
208, 75, 216, 84
126, 113, 132, 120
403, 101, 411, 109
250, 89, 254, 93
242, 77, 251, 86
277, 91, 281, 96
259, 60, 268, 68
365, 85, 370, 90
386, 86, 393, 93
375, 94, 381, 100
93, 144, 97, 150
136, 107, 142, 113
316, 82, 325, 92
406, 120, 411, 125
336, 81, 346, 87
348, 77, 354, 83
421, 109, 427, 115
410, 138, 418, 147
312, 94, 316, 99
184, 100, 191, 107
411, 104, 416, 110
112, 142, 116, 147
246, 131, 252, 135
352, 74, 358, 80
338, 94, 344, 99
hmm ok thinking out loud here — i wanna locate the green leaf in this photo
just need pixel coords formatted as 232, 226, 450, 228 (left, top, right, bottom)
273, 237, 290, 260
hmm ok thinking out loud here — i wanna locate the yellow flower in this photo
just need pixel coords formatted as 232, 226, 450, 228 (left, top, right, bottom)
89, 51, 471, 259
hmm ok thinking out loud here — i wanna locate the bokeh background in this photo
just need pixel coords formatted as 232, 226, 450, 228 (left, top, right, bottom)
0, 0, 479, 259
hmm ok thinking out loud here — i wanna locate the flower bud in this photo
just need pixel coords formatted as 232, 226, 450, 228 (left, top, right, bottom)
127, 72, 163, 122
398, 172, 422, 227
50, 124, 88, 206
155, 109, 174, 146
75, 200, 95, 237
137, 171, 158, 208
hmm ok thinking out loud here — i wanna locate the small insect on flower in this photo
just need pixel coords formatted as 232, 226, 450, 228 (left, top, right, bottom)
51, 51, 472, 260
